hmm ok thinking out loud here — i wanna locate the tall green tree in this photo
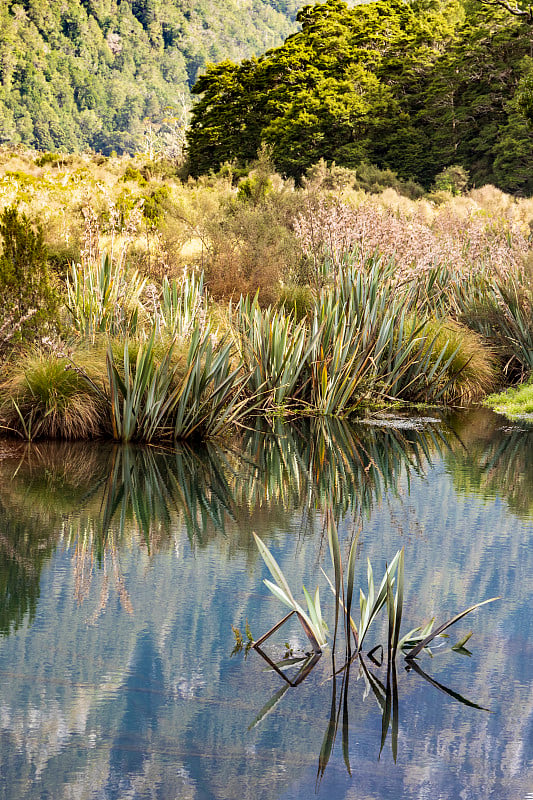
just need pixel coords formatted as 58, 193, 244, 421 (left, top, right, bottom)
187, 0, 463, 180
188, 0, 533, 192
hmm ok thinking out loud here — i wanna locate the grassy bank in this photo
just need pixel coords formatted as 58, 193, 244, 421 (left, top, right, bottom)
0, 148, 532, 441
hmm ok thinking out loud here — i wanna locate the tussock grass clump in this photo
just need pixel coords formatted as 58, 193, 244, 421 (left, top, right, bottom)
276, 284, 315, 321
0, 348, 102, 440
421, 320, 497, 402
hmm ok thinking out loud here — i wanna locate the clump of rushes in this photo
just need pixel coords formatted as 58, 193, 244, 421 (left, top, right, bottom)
421, 319, 496, 403
276, 284, 315, 322
0, 347, 102, 440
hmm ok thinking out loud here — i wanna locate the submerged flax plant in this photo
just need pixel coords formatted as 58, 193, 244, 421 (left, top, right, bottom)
252, 508, 498, 668
251, 514, 498, 773
253, 532, 328, 650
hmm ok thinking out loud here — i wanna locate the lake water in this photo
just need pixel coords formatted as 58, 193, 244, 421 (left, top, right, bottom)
0, 408, 532, 799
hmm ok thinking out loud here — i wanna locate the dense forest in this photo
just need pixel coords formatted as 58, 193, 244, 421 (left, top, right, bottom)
0, 0, 305, 154
3, 0, 533, 194
188, 0, 533, 192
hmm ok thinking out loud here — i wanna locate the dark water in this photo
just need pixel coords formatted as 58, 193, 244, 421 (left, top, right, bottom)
0, 409, 532, 799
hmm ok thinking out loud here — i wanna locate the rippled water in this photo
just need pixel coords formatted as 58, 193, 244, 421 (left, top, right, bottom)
0, 408, 532, 799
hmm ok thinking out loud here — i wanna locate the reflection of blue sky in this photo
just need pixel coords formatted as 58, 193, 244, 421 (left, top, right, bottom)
0, 417, 533, 798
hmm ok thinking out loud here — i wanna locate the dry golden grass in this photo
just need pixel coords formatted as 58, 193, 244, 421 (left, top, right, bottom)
1, 147, 532, 303
0, 346, 104, 440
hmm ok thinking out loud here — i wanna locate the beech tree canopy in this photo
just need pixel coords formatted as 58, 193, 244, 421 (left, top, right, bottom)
187, 0, 533, 193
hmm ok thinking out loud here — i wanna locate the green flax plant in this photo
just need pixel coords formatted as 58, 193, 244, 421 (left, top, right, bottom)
159, 270, 205, 339
103, 319, 251, 443
305, 255, 466, 410
232, 295, 313, 409
173, 323, 251, 440
106, 326, 180, 443
66, 254, 147, 341
407, 263, 490, 320
306, 291, 374, 415
459, 272, 533, 379
339, 258, 469, 403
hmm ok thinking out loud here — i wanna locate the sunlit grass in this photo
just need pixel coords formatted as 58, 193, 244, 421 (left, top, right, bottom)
485, 380, 533, 417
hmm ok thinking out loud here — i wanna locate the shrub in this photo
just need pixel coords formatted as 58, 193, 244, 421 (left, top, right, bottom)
0, 206, 60, 352
432, 165, 470, 196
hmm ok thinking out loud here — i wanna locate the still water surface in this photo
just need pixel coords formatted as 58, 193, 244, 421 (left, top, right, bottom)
0, 409, 532, 799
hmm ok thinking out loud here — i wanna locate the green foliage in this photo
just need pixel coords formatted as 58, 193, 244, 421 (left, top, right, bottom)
159, 271, 205, 339
172, 324, 250, 440
485, 379, 533, 417
143, 186, 171, 225
66, 254, 147, 341
0, 206, 60, 350
0, 348, 101, 440
303, 159, 425, 199
253, 531, 328, 649
276, 284, 315, 321
232, 296, 312, 408
0, 0, 304, 155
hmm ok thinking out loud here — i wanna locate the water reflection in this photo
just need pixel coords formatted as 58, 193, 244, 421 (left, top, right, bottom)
0, 411, 533, 799
1, 416, 449, 545
446, 407, 533, 518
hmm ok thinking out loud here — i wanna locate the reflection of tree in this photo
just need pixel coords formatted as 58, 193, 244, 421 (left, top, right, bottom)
445, 408, 533, 518
0, 503, 56, 636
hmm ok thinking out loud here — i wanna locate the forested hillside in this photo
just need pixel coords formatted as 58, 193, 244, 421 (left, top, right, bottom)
0, 0, 306, 154
188, 0, 533, 193
2, 0, 533, 191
